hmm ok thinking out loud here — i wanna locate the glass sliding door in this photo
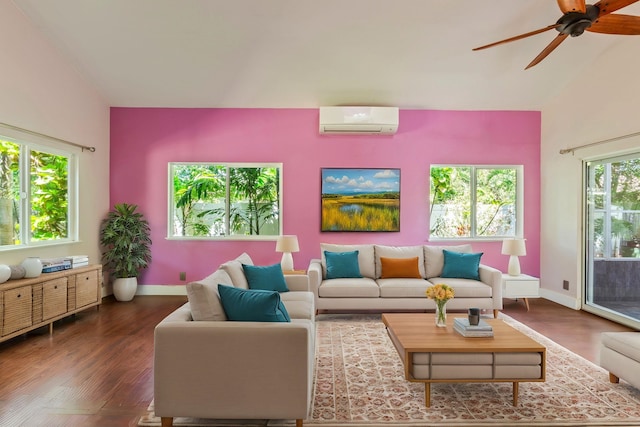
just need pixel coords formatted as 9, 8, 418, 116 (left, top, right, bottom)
585, 154, 640, 329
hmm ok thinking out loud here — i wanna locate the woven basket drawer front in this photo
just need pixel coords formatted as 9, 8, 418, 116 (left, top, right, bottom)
2, 285, 33, 336
76, 271, 99, 308
43, 278, 68, 320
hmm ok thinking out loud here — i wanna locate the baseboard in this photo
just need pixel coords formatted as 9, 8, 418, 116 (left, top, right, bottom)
135, 284, 187, 296
540, 288, 581, 310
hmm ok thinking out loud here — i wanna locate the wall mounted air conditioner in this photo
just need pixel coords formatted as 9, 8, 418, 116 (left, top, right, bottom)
319, 106, 399, 135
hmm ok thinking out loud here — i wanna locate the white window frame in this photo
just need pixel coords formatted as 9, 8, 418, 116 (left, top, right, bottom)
167, 162, 283, 241
429, 164, 524, 241
0, 134, 78, 251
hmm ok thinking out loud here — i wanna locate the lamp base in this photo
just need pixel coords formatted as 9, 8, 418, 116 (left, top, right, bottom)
280, 252, 294, 272
507, 255, 521, 276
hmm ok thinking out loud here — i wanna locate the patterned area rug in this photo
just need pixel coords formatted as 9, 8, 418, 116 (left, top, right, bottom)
139, 313, 640, 426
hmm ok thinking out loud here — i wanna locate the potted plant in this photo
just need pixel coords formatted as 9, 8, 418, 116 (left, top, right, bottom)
99, 203, 152, 301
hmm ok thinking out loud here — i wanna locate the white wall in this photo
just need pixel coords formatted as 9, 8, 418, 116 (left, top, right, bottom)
0, 2, 109, 266
541, 38, 640, 308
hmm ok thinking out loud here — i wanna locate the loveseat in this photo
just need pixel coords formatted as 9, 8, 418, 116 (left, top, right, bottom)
154, 253, 315, 427
308, 243, 503, 317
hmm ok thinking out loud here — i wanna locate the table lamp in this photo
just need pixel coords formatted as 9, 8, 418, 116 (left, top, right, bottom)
276, 235, 299, 271
501, 238, 526, 276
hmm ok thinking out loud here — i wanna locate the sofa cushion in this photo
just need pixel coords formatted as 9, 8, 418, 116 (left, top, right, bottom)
281, 292, 315, 320
185, 269, 232, 321
318, 277, 380, 298
378, 278, 430, 298
424, 244, 472, 279
441, 250, 483, 280
428, 277, 492, 298
217, 284, 290, 322
219, 252, 254, 289
375, 245, 425, 278
380, 256, 422, 279
321, 243, 375, 278
325, 250, 362, 279
242, 263, 289, 292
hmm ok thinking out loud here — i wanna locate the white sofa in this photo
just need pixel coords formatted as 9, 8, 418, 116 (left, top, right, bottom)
308, 243, 503, 317
600, 331, 640, 390
154, 253, 315, 427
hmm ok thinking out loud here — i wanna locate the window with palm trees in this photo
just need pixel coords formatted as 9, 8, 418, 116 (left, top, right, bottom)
169, 162, 282, 239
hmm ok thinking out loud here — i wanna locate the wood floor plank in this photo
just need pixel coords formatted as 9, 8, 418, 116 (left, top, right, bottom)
0, 295, 634, 426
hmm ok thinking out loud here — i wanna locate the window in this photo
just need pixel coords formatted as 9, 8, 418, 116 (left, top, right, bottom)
168, 162, 282, 239
429, 165, 522, 239
0, 136, 76, 249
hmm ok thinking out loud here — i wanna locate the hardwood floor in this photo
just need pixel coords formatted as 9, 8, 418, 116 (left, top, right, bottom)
0, 295, 635, 427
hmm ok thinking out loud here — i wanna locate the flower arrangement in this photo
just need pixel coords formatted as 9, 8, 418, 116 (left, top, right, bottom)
426, 283, 455, 326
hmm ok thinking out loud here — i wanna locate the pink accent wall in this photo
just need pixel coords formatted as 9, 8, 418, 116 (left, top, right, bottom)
110, 108, 541, 285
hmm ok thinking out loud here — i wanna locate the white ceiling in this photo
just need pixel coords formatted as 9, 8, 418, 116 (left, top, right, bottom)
12, 0, 640, 110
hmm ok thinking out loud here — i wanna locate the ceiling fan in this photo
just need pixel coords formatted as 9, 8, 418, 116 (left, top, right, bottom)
473, 0, 640, 69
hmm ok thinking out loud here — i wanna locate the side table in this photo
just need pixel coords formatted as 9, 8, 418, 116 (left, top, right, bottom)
501, 273, 539, 311
283, 269, 307, 275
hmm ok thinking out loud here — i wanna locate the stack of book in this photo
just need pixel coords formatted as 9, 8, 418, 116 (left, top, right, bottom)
69, 255, 89, 269
454, 317, 494, 337
41, 257, 72, 273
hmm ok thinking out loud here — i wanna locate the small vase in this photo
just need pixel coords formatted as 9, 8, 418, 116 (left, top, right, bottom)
435, 302, 447, 327
22, 257, 43, 278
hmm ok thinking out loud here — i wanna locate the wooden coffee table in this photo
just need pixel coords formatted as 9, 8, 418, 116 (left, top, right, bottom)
382, 313, 546, 407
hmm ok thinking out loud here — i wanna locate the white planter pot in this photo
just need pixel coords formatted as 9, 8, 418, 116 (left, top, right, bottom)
113, 277, 138, 301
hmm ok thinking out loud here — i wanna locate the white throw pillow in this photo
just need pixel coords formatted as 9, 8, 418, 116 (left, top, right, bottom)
219, 252, 254, 289
186, 269, 233, 321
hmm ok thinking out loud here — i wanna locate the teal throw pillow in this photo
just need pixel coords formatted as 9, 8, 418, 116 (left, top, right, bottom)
441, 250, 483, 280
325, 250, 362, 279
217, 285, 291, 322
242, 263, 289, 292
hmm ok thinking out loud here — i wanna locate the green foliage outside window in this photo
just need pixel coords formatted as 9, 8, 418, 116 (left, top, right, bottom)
430, 165, 519, 239
0, 138, 72, 247
170, 163, 281, 239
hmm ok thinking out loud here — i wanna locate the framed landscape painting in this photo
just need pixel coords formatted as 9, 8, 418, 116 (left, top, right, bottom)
321, 168, 400, 232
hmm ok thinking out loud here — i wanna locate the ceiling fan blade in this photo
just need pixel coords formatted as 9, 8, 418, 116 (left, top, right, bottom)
525, 33, 570, 69
594, 0, 640, 17
473, 24, 559, 51
557, 0, 587, 13
588, 13, 640, 33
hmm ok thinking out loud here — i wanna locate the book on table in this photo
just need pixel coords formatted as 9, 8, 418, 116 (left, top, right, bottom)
454, 317, 493, 330
453, 317, 494, 337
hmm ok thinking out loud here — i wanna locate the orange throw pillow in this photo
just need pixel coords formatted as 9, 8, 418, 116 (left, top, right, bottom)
380, 256, 421, 279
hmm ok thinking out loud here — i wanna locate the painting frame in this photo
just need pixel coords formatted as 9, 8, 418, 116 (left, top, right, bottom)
321, 168, 400, 232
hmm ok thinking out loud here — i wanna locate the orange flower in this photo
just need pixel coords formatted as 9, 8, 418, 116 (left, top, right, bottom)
426, 283, 455, 303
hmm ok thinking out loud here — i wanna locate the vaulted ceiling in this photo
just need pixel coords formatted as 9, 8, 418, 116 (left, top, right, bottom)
13, 0, 640, 110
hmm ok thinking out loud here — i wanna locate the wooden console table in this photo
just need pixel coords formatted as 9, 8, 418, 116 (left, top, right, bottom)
0, 264, 102, 343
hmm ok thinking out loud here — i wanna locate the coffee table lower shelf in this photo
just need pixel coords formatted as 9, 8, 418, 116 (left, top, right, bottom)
382, 313, 546, 407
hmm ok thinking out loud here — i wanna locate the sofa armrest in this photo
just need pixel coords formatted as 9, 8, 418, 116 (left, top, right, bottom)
479, 264, 503, 310
154, 308, 313, 420
308, 259, 323, 294
285, 274, 309, 292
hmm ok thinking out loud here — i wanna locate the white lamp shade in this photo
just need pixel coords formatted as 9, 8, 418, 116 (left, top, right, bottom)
276, 235, 299, 253
501, 238, 526, 256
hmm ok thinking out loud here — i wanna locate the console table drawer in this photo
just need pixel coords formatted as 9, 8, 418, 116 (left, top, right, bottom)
2, 285, 33, 336
43, 278, 68, 320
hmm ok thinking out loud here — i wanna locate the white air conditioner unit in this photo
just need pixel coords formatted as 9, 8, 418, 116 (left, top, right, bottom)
319, 106, 399, 135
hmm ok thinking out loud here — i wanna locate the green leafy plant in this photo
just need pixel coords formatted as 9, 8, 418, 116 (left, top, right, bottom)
99, 203, 152, 279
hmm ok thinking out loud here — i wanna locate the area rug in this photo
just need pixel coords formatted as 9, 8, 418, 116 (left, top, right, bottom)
138, 313, 640, 426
